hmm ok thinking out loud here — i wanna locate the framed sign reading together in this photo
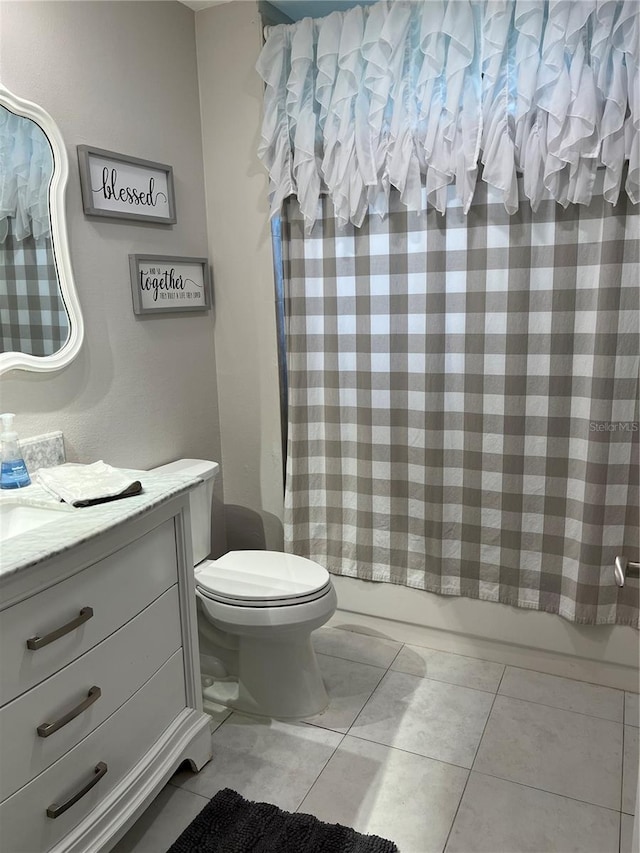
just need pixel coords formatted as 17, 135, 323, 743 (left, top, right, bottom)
129, 255, 210, 315
77, 146, 176, 224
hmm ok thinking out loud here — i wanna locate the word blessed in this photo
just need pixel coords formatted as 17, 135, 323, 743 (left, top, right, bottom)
139, 267, 200, 302
94, 167, 167, 208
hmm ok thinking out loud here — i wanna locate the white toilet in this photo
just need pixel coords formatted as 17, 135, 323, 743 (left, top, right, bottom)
152, 459, 337, 719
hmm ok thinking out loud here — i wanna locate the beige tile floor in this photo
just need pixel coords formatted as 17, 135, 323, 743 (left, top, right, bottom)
113, 625, 639, 853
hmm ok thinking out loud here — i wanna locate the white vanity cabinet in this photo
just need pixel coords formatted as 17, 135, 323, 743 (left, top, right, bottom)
0, 490, 211, 853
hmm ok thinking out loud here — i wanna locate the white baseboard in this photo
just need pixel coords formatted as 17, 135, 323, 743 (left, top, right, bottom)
330, 576, 639, 692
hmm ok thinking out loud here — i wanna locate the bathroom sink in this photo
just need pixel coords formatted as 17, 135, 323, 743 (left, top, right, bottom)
0, 500, 70, 541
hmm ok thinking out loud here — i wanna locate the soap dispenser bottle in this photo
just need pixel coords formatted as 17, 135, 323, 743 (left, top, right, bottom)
0, 413, 31, 489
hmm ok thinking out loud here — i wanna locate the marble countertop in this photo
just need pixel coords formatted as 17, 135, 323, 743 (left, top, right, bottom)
0, 469, 201, 578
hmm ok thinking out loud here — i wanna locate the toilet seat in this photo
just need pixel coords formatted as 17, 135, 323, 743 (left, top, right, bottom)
196, 582, 334, 608
195, 551, 332, 608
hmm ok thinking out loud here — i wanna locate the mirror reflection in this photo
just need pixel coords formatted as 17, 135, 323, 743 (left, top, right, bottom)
0, 104, 70, 357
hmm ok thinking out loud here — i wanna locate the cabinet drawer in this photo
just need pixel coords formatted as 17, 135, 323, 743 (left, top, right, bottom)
0, 585, 182, 801
0, 518, 177, 705
0, 651, 186, 853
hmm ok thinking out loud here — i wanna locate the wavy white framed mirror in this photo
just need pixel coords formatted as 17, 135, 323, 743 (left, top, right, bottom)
0, 85, 84, 374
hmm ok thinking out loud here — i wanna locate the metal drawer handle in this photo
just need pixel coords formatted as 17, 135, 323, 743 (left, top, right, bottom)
26, 607, 94, 651
37, 686, 102, 738
46, 762, 108, 819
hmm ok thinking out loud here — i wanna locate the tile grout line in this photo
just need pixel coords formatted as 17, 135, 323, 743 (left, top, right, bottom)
342, 730, 477, 774
166, 782, 211, 802
177, 634, 634, 833
328, 629, 510, 672
329, 653, 623, 724
497, 663, 632, 695
390, 666, 502, 697
620, 698, 626, 826
471, 665, 627, 814
303, 642, 405, 738
339, 644, 405, 737
441, 663, 508, 853
314, 634, 404, 667
293, 730, 348, 814
322, 632, 630, 720
315, 650, 389, 672
301, 654, 389, 737
333, 627, 636, 695
321, 642, 625, 723
392, 663, 625, 722
386, 641, 406, 670
294, 642, 407, 816
470, 768, 626, 815
316, 648, 627, 802
337, 728, 629, 817
619, 808, 623, 853
291, 723, 629, 821
315, 650, 396, 668
494, 689, 626, 724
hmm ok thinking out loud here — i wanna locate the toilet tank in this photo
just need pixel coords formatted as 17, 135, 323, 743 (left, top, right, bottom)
151, 458, 219, 565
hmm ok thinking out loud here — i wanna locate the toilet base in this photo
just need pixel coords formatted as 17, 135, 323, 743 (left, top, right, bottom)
196, 582, 337, 720
199, 633, 330, 719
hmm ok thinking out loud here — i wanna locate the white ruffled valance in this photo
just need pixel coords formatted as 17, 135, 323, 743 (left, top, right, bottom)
256, 0, 640, 230
0, 107, 53, 242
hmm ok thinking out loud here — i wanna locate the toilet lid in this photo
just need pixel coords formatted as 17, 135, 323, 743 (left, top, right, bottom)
195, 551, 331, 605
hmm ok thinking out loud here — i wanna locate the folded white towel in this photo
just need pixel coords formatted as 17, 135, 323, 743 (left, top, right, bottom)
36, 462, 142, 507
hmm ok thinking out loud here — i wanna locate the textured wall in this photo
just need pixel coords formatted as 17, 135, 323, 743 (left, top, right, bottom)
196, 1, 284, 550
0, 2, 223, 500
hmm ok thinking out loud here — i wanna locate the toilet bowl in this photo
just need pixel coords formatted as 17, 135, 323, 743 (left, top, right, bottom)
152, 459, 337, 719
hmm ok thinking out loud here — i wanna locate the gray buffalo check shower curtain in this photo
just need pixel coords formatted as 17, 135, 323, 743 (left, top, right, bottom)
258, 0, 640, 626
280, 181, 639, 626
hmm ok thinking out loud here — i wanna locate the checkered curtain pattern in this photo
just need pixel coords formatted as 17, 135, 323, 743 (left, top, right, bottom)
0, 222, 69, 357
281, 181, 639, 626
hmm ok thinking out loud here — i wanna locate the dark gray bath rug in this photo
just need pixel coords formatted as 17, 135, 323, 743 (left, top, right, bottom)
167, 787, 399, 853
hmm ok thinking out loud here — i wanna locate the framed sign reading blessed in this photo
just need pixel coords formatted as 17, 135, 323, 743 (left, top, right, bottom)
77, 146, 176, 224
129, 255, 210, 315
